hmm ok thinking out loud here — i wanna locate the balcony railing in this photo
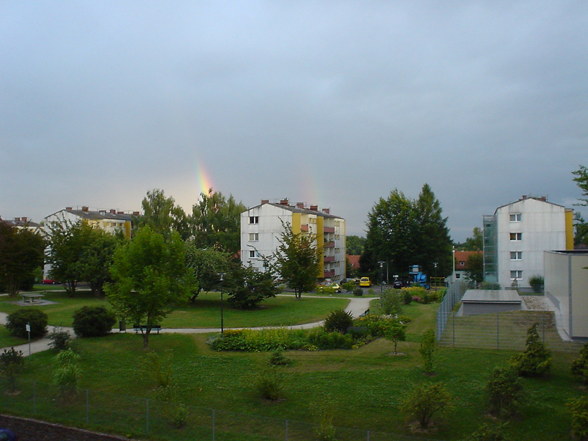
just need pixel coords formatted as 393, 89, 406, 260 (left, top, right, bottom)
323, 226, 335, 233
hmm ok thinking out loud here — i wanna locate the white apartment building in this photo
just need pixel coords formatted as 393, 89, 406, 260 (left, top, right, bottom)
44, 206, 136, 239
483, 196, 574, 289
240, 200, 346, 281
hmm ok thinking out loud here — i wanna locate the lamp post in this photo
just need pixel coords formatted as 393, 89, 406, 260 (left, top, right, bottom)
219, 272, 225, 334
378, 261, 385, 292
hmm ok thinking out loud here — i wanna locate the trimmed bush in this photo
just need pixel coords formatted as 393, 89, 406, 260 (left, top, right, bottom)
324, 309, 353, 334
72, 306, 116, 337
0, 347, 24, 393
6, 309, 48, 339
571, 342, 588, 384
529, 275, 544, 293
510, 323, 551, 377
48, 330, 72, 351
353, 287, 364, 296
567, 396, 588, 441
307, 329, 354, 349
486, 366, 524, 418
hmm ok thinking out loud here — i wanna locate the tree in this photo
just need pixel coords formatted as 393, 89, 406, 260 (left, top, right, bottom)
510, 323, 551, 377
574, 212, 588, 246
0, 347, 24, 393
486, 366, 524, 419
46, 220, 118, 296
346, 235, 366, 255
458, 227, 483, 251
189, 189, 246, 254
273, 223, 320, 299
0, 221, 45, 296
185, 243, 231, 302
137, 189, 190, 240
361, 184, 452, 279
465, 253, 484, 286
224, 263, 278, 309
571, 342, 588, 384
386, 321, 407, 355
400, 382, 452, 430
572, 165, 588, 206
105, 227, 192, 349
419, 329, 437, 375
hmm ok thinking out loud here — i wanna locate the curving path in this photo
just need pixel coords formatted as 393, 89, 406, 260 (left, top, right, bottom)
0, 295, 374, 356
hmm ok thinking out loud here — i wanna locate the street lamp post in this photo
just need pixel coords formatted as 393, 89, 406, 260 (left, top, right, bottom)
219, 272, 225, 334
378, 261, 384, 292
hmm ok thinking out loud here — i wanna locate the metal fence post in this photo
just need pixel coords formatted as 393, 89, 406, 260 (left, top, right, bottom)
145, 398, 150, 434
452, 311, 455, 346
285, 419, 289, 441
496, 313, 499, 350
366, 429, 371, 441
85, 389, 90, 424
212, 409, 216, 441
33, 381, 37, 415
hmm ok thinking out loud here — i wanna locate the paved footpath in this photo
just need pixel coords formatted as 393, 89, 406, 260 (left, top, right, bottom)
0, 295, 374, 356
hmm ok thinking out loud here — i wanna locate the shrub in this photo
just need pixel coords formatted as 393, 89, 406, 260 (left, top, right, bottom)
342, 281, 356, 293
72, 306, 116, 337
468, 423, 510, 441
6, 308, 48, 339
419, 329, 437, 375
510, 323, 551, 377
254, 367, 285, 401
386, 322, 406, 354
567, 396, 588, 441
571, 342, 588, 384
209, 328, 310, 352
48, 330, 72, 351
308, 329, 354, 350
402, 291, 412, 305
141, 350, 174, 388
53, 349, 81, 397
353, 287, 364, 297
269, 350, 292, 366
324, 310, 354, 334
380, 290, 402, 315
312, 396, 338, 441
529, 275, 544, 293
353, 315, 395, 338
480, 281, 501, 290
401, 382, 452, 430
486, 366, 524, 418
0, 347, 24, 393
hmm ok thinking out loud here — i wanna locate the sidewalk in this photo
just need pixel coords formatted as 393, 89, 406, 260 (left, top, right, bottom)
0, 296, 374, 356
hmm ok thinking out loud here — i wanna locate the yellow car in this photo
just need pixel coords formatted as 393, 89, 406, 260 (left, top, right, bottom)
359, 277, 371, 287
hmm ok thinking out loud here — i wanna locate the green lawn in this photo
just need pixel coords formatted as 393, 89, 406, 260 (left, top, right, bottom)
0, 326, 27, 348
0, 291, 348, 329
3, 301, 584, 441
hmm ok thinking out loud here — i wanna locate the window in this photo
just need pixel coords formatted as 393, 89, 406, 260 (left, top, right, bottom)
249, 250, 257, 258
455, 273, 461, 279
510, 270, 523, 280
510, 251, 522, 260
249, 233, 259, 241
249, 216, 259, 224
510, 213, 522, 222
509, 233, 522, 241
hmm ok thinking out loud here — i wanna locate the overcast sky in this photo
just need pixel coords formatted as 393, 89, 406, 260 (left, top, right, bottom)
1, 1, 586, 241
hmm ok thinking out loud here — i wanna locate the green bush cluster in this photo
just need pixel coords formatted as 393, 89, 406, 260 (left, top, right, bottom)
6, 308, 48, 339
324, 309, 353, 333
72, 306, 116, 337
510, 323, 551, 377
209, 328, 311, 352
342, 281, 356, 292
307, 328, 354, 349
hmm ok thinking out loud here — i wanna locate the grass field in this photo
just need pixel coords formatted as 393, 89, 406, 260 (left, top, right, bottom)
2, 299, 584, 441
0, 291, 349, 329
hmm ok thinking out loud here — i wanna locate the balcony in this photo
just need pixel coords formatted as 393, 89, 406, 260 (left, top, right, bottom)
324, 256, 335, 263
323, 241, 335, 248
300, 224, 309, 232
323, 226, 335, 233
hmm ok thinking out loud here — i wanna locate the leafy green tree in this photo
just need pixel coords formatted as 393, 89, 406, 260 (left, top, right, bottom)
346, 235, 366, 255
53, 349, 81, 398
189, 189, 246, 254
465, 253, 484, 285
413, 184, 453, 277
0, 347, 24, 393
273, 223, 320, 299
386, 321, 407, 354
457, 227, 483, 251
46, 220, 118, 296
185, 243, 230, 302
137, 189, 190, 240
400, 382, 452, 430
106, 227, 192, 349
572, 165, 588, 206
419, 329, 437, 375
574, 212, 588, 246
0, 221, 45, 296
224, 263, 278, 309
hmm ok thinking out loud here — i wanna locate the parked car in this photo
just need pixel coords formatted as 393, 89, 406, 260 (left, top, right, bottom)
317, 282, 342, 293
359, 277, 371, 287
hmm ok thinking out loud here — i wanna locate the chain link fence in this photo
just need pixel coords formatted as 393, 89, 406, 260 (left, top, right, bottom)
0, 378, 443, 441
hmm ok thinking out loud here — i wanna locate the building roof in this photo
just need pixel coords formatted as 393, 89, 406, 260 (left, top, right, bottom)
2, 217, 41, 228
454, 251, 482, 270
246, 200, 343, 219
45, 207, 136, 222
493, 195, 566, 214
347, 254, 360, 269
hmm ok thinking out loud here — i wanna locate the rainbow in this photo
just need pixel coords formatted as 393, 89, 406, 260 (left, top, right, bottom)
196, 162, 214, 198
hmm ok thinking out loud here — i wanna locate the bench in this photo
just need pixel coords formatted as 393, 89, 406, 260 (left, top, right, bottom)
132, 325, 161, 334
20, 293, 45, 304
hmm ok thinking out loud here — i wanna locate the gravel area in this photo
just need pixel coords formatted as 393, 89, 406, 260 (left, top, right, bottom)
522, 295, 551, 311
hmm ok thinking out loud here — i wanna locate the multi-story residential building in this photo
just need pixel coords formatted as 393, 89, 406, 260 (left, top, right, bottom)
2, 217, 42, 234
44, 206, 137, 239
483, 195, 574, 289
240, 199, 346, 281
